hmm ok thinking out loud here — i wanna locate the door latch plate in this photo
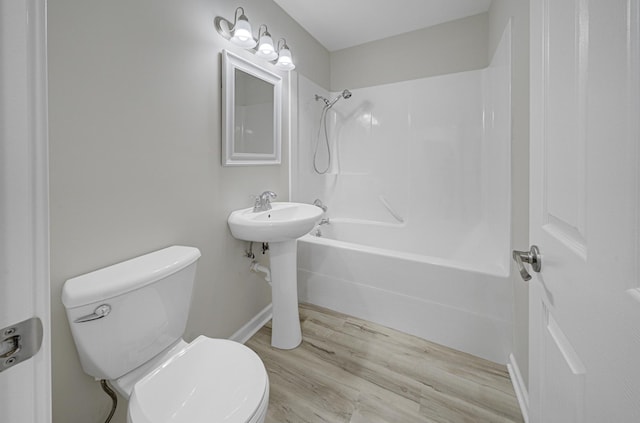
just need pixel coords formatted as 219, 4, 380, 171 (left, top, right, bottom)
0, 317, 43, 373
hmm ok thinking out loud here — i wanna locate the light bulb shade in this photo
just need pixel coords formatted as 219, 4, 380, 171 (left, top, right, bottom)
256, 34, 278, 60
275, 47, 295, 71
231, 17, 256, 48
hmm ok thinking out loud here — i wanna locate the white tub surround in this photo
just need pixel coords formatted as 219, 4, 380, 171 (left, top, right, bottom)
294, 26, 512, 364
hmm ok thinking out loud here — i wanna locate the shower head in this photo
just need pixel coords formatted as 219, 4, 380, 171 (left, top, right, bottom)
315, 89, 352, 109
327, 88, 352, 108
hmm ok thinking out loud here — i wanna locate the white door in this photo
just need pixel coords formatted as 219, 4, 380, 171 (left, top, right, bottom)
0, 0, 51, 422
527, 0, 640, 422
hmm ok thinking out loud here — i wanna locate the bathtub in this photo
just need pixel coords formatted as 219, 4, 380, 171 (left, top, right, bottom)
297, 218, 513, 364
294, 24, 513, 364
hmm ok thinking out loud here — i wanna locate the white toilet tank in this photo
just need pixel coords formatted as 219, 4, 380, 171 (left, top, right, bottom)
62, 246, 201, 381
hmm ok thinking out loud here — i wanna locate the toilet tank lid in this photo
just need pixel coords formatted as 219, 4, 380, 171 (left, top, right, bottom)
62, 246, 201, 308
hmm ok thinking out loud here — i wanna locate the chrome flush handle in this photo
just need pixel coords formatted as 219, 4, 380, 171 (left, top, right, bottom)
512, 245, 542, 281
74, 304, 111, 323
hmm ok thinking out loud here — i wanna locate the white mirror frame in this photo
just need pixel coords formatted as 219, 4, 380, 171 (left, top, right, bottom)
222, 50, 282, 166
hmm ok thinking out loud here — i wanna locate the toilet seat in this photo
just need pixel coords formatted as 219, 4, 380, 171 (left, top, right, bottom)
127, 336, 269, 423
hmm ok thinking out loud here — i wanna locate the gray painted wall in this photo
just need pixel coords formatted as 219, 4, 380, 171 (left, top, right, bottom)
48, 1, 528, 421
47, 1, 328, 422
329, 13, 490, 91
489, 0, 530, 388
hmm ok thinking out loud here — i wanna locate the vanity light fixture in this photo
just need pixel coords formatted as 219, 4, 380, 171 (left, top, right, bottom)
214, 7, 295, 71
275, 39, 295, 71
214, 7, 256, 49
255, 25, 278, 61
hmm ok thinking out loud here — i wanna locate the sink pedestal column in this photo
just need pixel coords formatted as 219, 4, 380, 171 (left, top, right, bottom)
268, 240, 302, 349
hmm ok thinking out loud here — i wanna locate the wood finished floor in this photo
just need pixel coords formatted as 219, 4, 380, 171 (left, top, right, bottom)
246, 303, 524, 423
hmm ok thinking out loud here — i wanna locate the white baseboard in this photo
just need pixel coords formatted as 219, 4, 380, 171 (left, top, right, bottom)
507, 353, 529, 423
229, 303, 273, 344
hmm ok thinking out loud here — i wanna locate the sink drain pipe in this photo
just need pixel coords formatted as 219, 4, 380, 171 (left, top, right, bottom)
250, 260, 271, 285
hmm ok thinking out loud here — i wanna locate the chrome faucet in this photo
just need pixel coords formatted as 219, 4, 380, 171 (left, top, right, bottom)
253, 191, 277, 212
313, 199, 328, 212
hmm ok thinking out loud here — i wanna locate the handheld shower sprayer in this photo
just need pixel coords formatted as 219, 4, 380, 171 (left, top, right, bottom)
312, 89, 353, 174
327, 89, 352, 108
315, 90, 352, 109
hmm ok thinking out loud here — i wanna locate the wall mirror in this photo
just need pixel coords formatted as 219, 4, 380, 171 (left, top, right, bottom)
222, 50, 282, 166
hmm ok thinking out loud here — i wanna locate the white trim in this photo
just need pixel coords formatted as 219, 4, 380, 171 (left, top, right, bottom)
288, 71, 298, 201
0, 0, 51, 421
229, 304, 273, 344
631, 0, 640, 291
507, 353, 529, 423
221, 49, 282, 166
31, 0, 52, 419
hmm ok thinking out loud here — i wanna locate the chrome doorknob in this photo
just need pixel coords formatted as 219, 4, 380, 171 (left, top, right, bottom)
512, 245, 542, 281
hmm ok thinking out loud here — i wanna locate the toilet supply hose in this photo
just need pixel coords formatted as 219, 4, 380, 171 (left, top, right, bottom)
100, 379, 117, 423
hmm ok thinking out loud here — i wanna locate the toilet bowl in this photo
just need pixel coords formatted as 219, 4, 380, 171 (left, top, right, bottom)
127, 336, 268, 423
61, 246, 269, 423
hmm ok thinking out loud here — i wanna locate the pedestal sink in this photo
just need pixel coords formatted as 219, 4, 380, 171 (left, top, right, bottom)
228, 202, 323, 349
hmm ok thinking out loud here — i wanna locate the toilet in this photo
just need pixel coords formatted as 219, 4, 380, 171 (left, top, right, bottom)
62, 246, 269, 423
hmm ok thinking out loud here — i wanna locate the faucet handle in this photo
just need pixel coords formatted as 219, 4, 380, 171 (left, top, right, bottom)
313, 199, 328, 212
253, 191, 277, 212
260, 191, 277, 201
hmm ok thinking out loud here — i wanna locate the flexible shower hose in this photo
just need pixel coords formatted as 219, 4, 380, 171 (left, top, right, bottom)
313, 105, 332, 174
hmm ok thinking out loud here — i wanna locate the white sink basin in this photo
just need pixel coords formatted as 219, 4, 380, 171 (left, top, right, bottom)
228, 202, 323, 243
